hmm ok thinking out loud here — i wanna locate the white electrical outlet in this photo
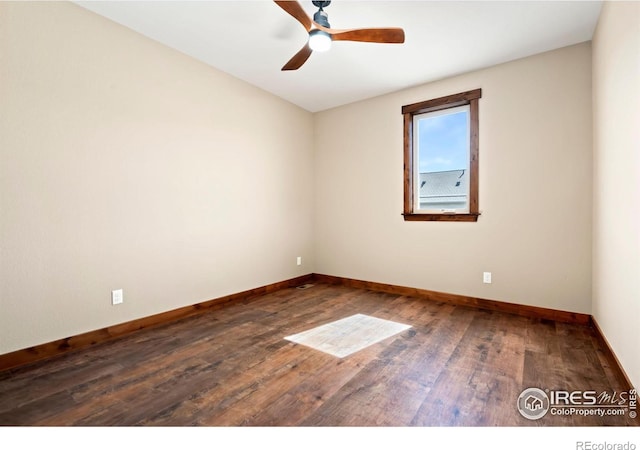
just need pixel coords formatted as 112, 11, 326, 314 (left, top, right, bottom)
483, 272, 492, 284
296, 256, 302, 266
111, 289, 123, 305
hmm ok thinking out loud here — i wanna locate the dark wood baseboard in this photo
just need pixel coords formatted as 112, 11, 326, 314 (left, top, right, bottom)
0, 274, 314, 372
590, 316, 636, 391
2, 271, 628, 391
312, 273, 591, 325
2, 282, 636, 426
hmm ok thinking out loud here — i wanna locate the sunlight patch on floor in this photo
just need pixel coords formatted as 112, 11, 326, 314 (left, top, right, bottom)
284, 313, 411, 358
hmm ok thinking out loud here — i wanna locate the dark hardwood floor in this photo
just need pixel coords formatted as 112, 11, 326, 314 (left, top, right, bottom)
0, 283, 636, 426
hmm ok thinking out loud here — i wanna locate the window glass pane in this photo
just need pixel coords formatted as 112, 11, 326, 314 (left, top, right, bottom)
414, 105, 470, 212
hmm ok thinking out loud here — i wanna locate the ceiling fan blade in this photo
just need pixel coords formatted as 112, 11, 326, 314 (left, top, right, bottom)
274, 1, 312, 32
282, 43, 313, 71
328, 27, 405, 44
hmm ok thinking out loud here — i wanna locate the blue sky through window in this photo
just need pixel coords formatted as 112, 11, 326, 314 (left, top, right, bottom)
418, 109, 469, 173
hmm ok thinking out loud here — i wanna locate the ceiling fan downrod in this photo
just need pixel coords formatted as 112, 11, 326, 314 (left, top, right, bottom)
312, 0, 331, 28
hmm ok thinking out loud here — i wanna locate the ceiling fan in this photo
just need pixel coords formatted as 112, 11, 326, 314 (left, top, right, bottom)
274, 0, 405, 71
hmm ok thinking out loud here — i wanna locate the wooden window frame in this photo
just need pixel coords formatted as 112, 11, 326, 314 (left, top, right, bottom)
402, 89, 482, 222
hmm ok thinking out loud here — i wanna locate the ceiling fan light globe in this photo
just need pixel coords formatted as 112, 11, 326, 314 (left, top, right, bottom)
309, 30, 332, 52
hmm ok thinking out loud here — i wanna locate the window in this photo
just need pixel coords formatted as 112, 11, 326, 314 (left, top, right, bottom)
402, 89, 481, 222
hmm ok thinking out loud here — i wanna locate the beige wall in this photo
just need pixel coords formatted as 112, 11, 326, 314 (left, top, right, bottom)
314, 43, 593, 314
4, 1, 635, 391
592, 1, 640, 388
0, 2, 314, 354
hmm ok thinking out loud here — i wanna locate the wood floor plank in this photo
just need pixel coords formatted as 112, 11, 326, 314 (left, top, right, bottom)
411, 309, 521, 426
246, 341, 387, 426
0, 283, 636, 427
306, 304, 476, 426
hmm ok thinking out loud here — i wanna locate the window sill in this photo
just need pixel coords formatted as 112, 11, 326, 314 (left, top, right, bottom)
402, 213, 480, 222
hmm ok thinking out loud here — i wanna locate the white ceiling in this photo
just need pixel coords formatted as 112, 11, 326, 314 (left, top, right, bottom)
75, 1, 602, 112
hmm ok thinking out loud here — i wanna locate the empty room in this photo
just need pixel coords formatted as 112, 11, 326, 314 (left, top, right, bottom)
0, 0, 638, 442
